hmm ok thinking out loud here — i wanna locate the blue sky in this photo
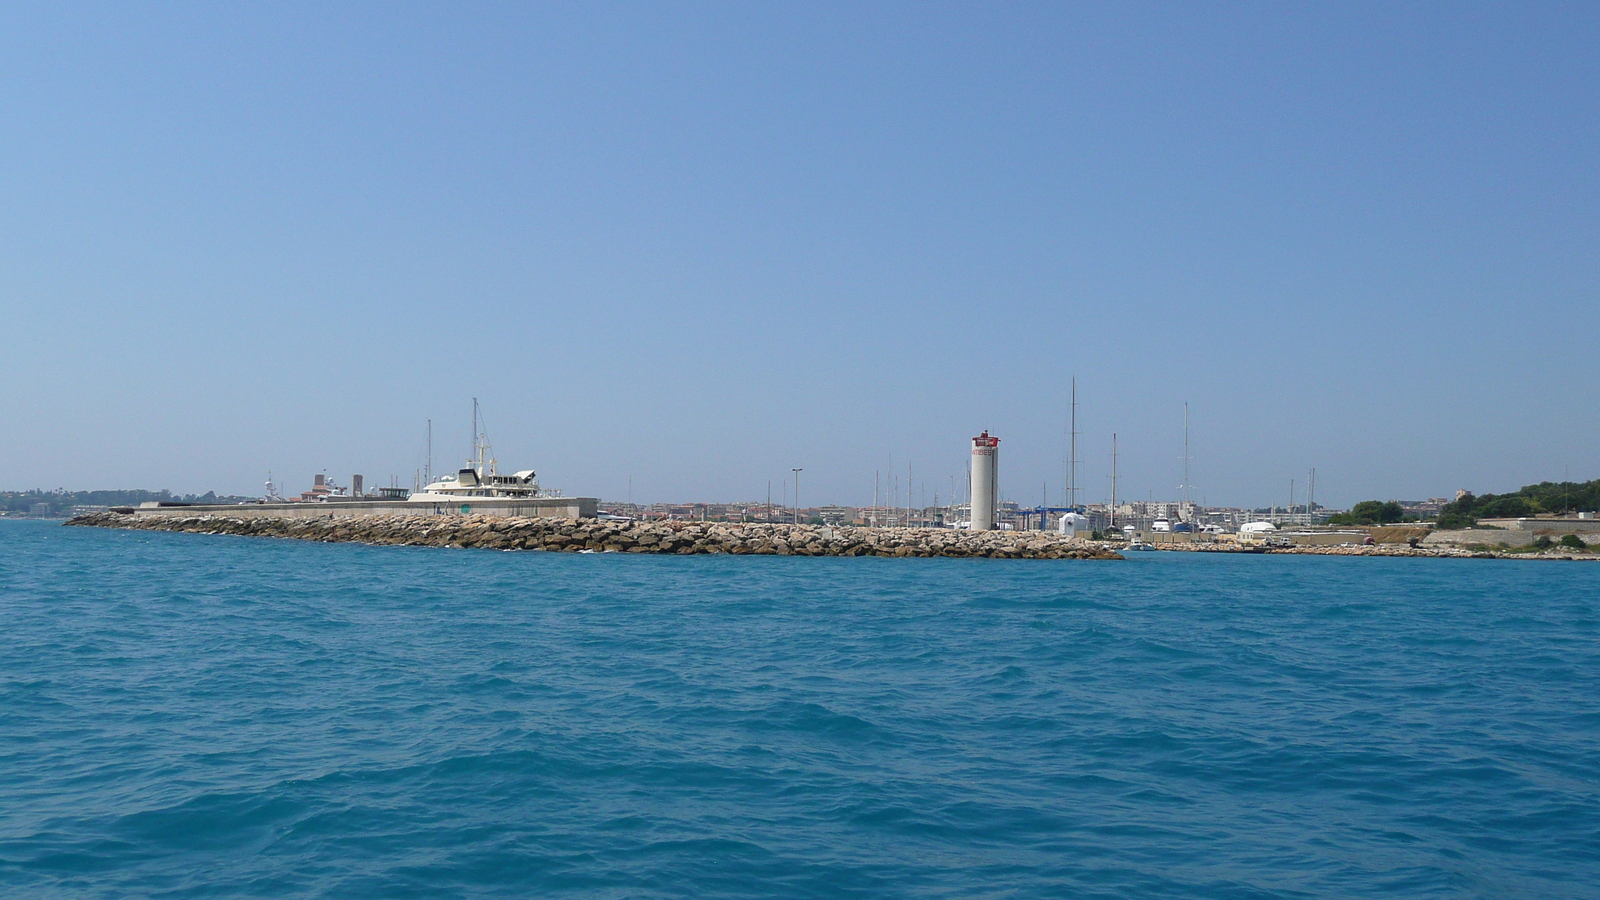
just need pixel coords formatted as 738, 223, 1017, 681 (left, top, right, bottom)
2, 2, 1596, 508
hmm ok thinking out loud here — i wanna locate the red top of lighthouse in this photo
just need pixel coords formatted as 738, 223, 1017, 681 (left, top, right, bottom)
972, 431, 1000, 448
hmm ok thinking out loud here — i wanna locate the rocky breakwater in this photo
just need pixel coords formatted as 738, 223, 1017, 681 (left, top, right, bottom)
66, 512, 1124, 560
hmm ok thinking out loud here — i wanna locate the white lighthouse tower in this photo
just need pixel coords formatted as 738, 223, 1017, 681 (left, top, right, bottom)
970, 431, 1000, 531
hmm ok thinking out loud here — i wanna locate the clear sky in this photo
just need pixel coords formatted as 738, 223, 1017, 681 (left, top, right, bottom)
3, 2, 1596, 509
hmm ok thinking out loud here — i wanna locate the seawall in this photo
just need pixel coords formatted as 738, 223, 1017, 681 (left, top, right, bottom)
66, 512, 1124, 560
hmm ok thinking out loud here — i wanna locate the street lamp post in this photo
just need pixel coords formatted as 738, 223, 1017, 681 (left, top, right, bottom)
791, 468, 803, 525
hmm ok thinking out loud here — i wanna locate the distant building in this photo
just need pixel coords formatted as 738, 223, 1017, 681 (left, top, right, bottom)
299, 474, 332, 502
1399, 498, 1449, 517
816, 505, 852, 526
855, 506, 899, 526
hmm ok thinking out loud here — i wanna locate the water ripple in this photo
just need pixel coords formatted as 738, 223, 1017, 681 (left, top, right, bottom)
1, 521, 1597, 898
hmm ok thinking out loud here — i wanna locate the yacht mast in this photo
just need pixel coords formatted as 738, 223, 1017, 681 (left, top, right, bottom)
469, 397, 498, 476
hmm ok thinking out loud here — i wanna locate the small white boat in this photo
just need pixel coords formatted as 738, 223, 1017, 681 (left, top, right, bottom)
1125, 539, 1156, 551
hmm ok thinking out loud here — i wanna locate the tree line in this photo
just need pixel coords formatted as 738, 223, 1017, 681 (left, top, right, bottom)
1326, 501, 1415, 526
1328, 480, 1599, 529
0, 489, 250, 514
1435, 480, 1599, 529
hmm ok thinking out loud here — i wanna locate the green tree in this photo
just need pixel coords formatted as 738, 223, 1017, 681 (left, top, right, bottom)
1477, 495, 1536, 518
1436, 493, 1477, 530
1327, 500, 1406, 526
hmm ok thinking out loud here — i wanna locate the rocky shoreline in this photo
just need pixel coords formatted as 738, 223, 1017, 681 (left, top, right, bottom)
65, 512, 1124, 560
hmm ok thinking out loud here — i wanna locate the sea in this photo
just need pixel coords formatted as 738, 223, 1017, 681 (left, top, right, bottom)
2, 519, 1597, 899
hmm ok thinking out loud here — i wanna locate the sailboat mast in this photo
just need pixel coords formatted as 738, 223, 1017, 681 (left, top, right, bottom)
1183, 403, 1191, 514
1110, 432, 1118, 529
1068, 377, 1078, 509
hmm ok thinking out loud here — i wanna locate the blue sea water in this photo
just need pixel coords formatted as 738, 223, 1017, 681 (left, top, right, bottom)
1, 520, 1597, 898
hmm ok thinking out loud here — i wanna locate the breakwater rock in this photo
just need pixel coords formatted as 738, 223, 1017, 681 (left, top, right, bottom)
66, 512, 1124, 560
